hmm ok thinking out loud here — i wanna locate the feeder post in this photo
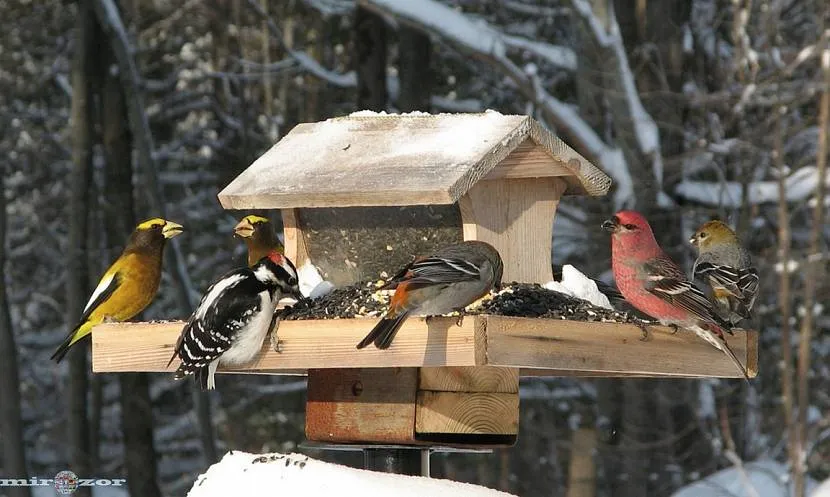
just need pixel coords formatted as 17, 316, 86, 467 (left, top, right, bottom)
363, 448, 429, 476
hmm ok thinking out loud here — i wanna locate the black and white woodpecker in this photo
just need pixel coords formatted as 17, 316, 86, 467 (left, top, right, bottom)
168, 250, 302, 390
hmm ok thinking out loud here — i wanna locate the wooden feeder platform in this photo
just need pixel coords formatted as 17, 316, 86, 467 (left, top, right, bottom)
90, 111, 759, 450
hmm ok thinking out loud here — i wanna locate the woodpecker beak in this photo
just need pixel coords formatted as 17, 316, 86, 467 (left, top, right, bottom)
602, 217, 619, 233
291, 289, 307, 303
234, 218, 255, 238
162, 221, 184, 239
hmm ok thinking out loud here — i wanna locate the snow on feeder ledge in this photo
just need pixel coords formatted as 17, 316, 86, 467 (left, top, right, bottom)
91, 111, 758, 447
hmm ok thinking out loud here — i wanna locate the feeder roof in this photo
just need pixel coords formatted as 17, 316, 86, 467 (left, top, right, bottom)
218, 111, 612, 209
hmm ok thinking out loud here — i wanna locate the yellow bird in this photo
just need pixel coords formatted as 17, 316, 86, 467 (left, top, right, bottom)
51, 218, 184, 363
233, 215, 284, 267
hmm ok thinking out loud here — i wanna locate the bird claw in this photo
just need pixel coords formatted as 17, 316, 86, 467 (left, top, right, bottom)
269, 312, 284, 353
669, 324, 680, 335
454, 314, 464, 327
634, 321, 650, 341
270, 330, 284, 353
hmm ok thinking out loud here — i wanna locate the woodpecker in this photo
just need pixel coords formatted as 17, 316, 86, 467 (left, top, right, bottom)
168, 251, 301, 390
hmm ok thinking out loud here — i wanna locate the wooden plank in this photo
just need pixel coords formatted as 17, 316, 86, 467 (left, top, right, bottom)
459, 177, 566, 284
486, 316, 758, 378
483, 140, 573, 180
281, 208, 310, 268
91, 317, 481, 373
419, 367, 519, 393
415, 391, 519, 435
91, 315, 759, 378
217, 113, 612, 210
306, 368, 418, 443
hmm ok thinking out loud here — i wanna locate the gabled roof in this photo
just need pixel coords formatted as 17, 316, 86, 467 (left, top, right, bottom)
218, 111, 612, 209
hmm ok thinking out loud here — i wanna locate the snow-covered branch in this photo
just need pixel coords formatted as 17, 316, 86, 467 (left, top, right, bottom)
675, 166, 830, 206
501, 34, 577, 71
360, 0, 635, 207
569, 0, 663, 187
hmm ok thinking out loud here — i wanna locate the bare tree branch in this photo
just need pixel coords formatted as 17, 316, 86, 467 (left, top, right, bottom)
794, 33, 830, 497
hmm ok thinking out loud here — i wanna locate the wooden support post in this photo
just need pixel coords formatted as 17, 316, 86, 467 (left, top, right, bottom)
305, 366, 520, 447
281, 208, 310, 268
460, 177, 567, 284
306, 367, 418, 444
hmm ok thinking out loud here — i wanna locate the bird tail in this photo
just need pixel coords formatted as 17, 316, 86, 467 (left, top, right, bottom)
694, 324, 750, 383
51, 321, 94, 363
356, 312, 409, 350
172, 365, 211, 391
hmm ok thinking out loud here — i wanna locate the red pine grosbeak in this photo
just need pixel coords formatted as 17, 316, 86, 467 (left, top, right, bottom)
356, 241, 503, 350
689, 220, 759, 325
603, 211, 749, 381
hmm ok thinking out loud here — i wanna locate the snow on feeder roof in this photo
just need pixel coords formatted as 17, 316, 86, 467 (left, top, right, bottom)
217, 111, 611, 209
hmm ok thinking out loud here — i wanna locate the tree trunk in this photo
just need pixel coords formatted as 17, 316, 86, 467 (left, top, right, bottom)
99, 34, 163, 497
0, 173, 31, 497
354, 6, 387, 111
67, 2, 97, 494
92, 0, 217, 467
397, 26, 431, 112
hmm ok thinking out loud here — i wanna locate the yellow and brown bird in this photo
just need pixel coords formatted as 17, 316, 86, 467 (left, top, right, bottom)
51, 218, 184, 363
234, 215, 284, 267
690, 220, 759, 325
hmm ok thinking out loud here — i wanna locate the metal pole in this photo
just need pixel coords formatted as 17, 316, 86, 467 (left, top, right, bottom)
363, 448, 430, 477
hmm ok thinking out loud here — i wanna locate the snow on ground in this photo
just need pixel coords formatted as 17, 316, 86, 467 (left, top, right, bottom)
812, 478, 830, 497
671, 459, 818, 497
544, 264, 613, 310
188, 451, 517, 497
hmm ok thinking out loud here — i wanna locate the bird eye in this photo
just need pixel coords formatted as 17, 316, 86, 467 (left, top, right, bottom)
623, 223, 637, 230
288, 277, 298, 286
699, 232, 707, 239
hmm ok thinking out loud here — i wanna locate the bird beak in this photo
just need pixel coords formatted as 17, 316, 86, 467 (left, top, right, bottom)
291, 289, 307, 303
688, 235, 698, 246
234, 218, 254, 238
601, 217, 619, 233
162, 221, 184, 239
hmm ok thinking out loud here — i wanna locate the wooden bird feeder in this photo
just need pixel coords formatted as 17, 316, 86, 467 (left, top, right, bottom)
91, 112, 758, 451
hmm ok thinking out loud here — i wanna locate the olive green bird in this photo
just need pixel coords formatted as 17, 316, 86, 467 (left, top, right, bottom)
51, 218, 184, 363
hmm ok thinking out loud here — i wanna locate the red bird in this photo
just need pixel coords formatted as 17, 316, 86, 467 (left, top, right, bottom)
602, 211, 749, 381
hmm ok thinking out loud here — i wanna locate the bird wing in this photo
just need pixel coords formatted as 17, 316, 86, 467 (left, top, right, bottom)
400, 256, 483, 289
80, 271, 122, 324
643, 256, 722, 324
170, 269, 268, 369
692, 261, 742, 297
738, 267, 759, 308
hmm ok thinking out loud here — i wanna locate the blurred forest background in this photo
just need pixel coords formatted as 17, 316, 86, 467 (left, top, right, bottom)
0, 0, 829, 496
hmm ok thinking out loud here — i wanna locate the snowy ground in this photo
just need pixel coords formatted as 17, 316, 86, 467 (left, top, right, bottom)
187, 451, 517, 497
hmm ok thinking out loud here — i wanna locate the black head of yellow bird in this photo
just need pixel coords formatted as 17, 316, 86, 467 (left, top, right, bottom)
234, 215, 284, 267
51, 218, 184, 363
